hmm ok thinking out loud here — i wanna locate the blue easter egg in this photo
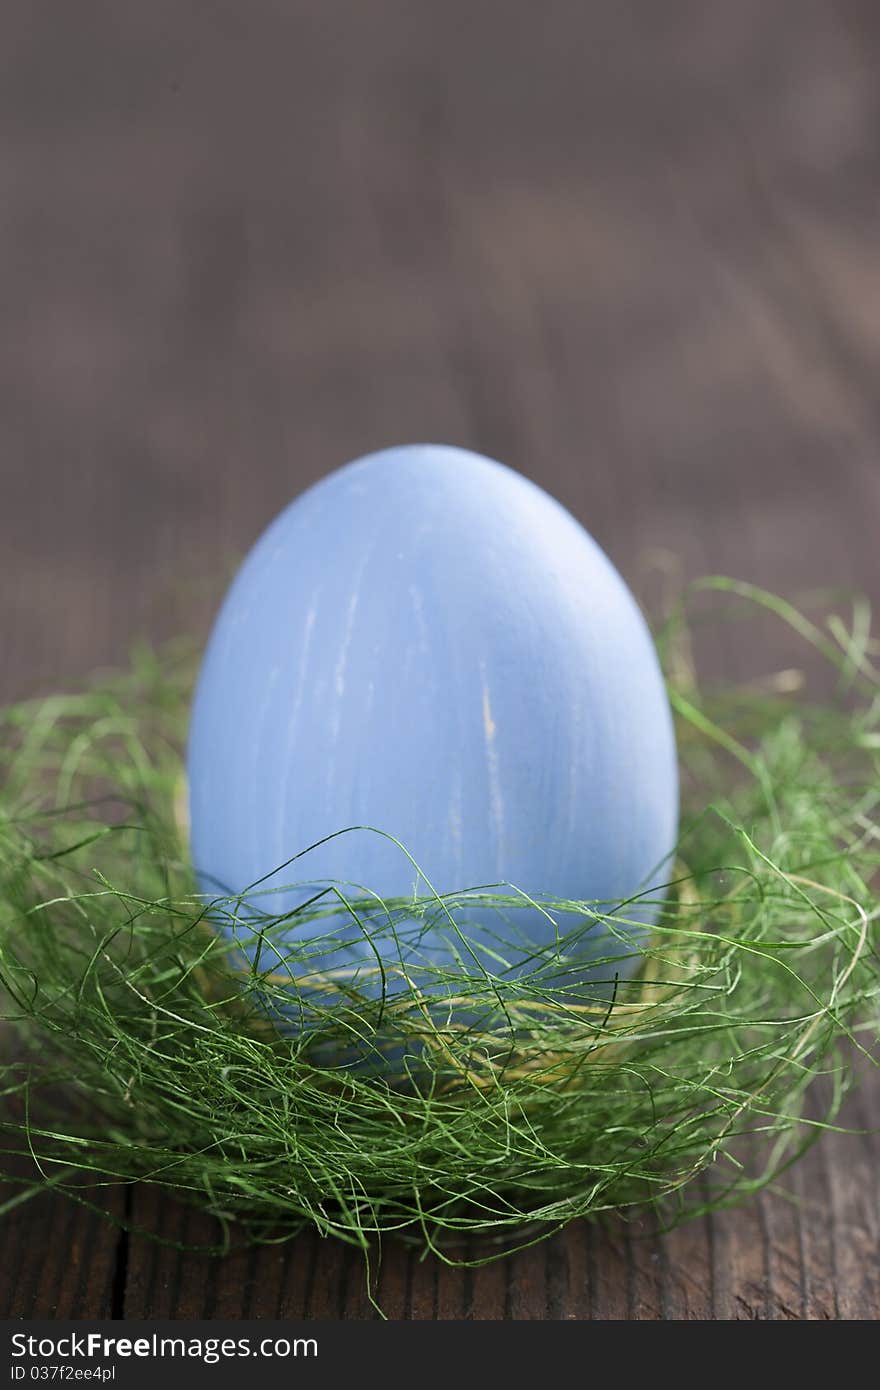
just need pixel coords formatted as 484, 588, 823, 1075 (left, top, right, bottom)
187, 445, 678, 1012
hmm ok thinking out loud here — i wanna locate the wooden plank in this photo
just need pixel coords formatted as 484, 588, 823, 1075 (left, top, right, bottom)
0, 1146, 123, 1319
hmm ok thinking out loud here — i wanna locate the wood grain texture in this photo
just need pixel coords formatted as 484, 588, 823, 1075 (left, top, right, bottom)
1, 0, 879, 1320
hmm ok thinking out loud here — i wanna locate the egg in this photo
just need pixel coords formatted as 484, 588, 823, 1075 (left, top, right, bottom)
187, 445, 678, 1011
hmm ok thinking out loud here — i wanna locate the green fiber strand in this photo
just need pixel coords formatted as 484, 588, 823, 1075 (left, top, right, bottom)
0, 578, 877, 1269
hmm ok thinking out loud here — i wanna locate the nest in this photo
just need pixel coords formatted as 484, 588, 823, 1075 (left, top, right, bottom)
0, 578, 877, 1281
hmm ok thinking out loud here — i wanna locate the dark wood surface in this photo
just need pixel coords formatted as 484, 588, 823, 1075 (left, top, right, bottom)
2, 0, 879, 1320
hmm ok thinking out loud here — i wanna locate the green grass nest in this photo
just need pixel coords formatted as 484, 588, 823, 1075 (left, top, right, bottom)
0, 578, 878, 1272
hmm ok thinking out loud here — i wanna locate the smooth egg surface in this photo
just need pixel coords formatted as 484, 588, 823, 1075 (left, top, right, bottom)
187, 445, 678, 998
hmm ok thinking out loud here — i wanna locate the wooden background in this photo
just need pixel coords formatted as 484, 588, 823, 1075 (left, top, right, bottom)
2, 0, 879, 1319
